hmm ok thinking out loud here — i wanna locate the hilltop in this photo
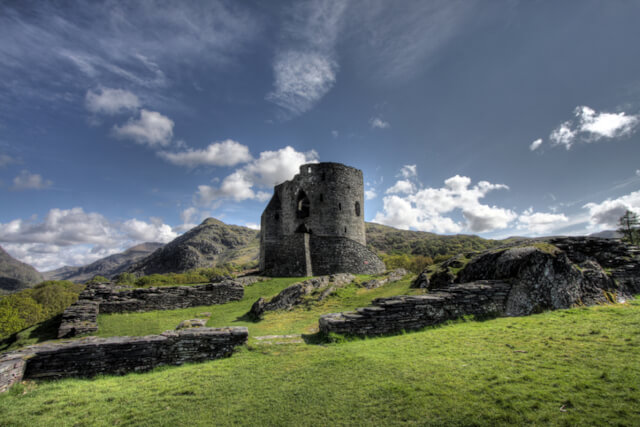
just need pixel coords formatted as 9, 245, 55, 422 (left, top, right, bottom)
127, 218, 259, 275
0, 246, 43, 293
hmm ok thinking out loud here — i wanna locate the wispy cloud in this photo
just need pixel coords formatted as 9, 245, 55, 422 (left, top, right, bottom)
85, 87, 140, 115
159, 140, 252, 168
266, 0, 347, 117
0, 1, 260, 110
370, 117, 390, 129
0, 153, 17, 167
11, 170, 52, 190
350, 0, 476, 80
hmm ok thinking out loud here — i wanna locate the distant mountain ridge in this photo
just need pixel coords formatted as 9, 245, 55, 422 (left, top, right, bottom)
43, 242, 164, 283
0, 246, 44, 293
127, 218, 260, 275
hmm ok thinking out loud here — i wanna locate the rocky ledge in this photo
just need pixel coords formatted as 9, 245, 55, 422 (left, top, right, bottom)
249, 273, 355, 319
320, 237, 638, 336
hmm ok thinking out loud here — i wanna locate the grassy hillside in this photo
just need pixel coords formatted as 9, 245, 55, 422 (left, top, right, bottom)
365, 222, 501, 257
0, 295, 638, 426
0, 246, 44, 293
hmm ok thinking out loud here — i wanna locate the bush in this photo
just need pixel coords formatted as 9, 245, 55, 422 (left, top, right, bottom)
0, 280, 84, 338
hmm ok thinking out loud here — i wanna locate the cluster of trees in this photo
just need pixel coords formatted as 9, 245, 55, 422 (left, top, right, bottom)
0, 281, 84, 338
618, 210, 640, 246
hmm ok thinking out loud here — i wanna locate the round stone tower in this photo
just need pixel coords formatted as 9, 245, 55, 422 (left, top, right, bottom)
260, 162, 385, 276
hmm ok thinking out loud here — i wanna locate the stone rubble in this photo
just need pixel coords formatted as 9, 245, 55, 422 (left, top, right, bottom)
249, 273, 355, 319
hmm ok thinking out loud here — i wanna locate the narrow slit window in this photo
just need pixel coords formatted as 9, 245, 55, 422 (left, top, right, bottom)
338, 203, 342, 211
355, 201, 361, 217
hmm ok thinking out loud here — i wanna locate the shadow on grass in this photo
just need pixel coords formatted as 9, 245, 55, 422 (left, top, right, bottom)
0, 314, 62, 352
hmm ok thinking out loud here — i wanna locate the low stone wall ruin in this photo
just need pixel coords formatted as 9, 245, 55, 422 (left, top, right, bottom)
58, 280, 246, 338
1, 327, 248, 391
319, 281, 511, 336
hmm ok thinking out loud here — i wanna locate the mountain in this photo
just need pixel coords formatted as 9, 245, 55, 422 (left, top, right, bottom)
43, 242, 165, 283
127, 218, 260, 275
0, 245, 44, 293
589, 230, 622, 239
364, 222, 501, 257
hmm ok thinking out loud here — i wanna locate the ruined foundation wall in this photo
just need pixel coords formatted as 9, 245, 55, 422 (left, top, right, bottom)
319, 281, 512, 336
1, 327, 248, 387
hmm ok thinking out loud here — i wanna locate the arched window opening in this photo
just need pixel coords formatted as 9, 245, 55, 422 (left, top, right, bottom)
297, 190, 310, 219
308, 167, 312, 173
355, 201, 361, 217
296, 224, 311, 234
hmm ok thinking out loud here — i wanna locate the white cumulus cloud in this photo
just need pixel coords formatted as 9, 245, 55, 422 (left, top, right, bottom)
113, 109, 174, 147
373, 168, 516, 234
195, 146, 318, 205
365, 189, 377, 200
85, 87, 140, 115
583, 190, 640, 228
385, 180, 415, 195
550, 106, 639, 150
370, 117, 390, 129
550, 121, 577, 149
159, 140, 252, 167
11, 170, 52, 190
0, 207, 178, 271
517, 208, 569, 235
529, 138, 543, 151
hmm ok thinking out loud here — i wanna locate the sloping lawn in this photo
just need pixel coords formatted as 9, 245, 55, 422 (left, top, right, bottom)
96, 275, 421, 338
1, 298, 639, 426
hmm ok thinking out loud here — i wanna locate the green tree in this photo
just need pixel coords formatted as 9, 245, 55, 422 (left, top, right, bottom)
617, 210, 640, 245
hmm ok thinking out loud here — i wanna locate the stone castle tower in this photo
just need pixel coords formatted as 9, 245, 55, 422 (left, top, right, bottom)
260, 162, 385, 276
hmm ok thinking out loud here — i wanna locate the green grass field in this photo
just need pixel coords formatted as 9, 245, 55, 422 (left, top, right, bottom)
0, 277, 639, 426
96, 276, 423, 338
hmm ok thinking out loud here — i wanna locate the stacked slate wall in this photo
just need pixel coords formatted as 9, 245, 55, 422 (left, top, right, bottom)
58, 281, 245, 338
1, 327, 247, 388
319, 281, 512, 336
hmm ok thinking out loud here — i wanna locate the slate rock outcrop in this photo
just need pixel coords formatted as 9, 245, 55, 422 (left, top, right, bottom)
1, 327, 247, 391
249, 274, 355, 319
322, 238, 638, 336
360, 268, 408, 289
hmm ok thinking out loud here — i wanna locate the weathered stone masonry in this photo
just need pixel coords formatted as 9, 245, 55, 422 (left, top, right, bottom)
260, 162, 385, 276
320, 281, 511, 336
58, 280, 246, 338
0, 327, 248, 391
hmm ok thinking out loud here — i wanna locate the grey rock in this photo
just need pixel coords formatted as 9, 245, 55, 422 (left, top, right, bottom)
176, 319, 208, 329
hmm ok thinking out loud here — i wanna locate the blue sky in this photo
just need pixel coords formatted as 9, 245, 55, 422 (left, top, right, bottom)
1, 0, 640, 271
